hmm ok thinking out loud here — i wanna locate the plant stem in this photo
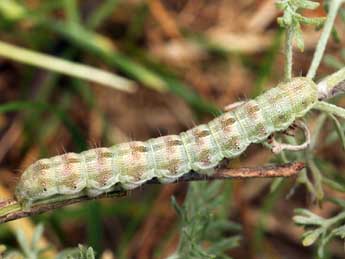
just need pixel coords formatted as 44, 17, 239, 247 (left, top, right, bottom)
326, 211, 345, 226
310, 113, 328, 150
313, 101, 345, 119
307, 0, 344, 79
285, 27, 294, 80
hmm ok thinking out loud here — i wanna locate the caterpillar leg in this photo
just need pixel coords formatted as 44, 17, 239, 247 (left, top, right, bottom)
224, 101, 245, 112
20, 199, 33, 212
268, 120, 311, 154
197, 168, 215, 176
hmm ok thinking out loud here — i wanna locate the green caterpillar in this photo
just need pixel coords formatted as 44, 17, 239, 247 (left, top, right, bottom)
15, 77, 319, 209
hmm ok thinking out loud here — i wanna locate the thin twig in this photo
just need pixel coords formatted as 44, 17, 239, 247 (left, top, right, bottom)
0, 162, 304, 224
284, 27, 294, 80
307, 0, 344, 79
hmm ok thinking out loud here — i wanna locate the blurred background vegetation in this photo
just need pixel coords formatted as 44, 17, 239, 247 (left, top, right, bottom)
0, 0, 344, 258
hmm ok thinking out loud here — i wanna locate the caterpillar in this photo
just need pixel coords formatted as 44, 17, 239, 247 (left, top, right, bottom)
15, 77, 319, 209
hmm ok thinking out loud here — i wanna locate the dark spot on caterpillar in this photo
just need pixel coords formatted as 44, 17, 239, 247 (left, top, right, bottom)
166, 158, 180, 174
131, 145, 148, 153
194, 129, 210, 138
127, 165, 146, 180
220, 117, 236, 128
34, 162, 50, 171
199, 149, 210, 164
99, 152, 113, 158
167, 139, 183, 146
246, 103, 260, 117
256, 123, 267, 137
224, 136, 241, 150
279, 114, 285, 120
66, 158, 81, 164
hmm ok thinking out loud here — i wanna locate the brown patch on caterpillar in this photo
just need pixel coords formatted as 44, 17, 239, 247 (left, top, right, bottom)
62, 153, 80, 164
98, 151, 113, 159
56, 159, 81, 189
66, 157, 81, 164
129, 143, 148, 153
167, 139, 183, 146
255, 123, 268, 137
288, 79, 305, 92
162, 136, 179, 153
95, 150, 107, 169
194, 129, 211, 138
165, 158, 181, 174
198, 149, 211, 164
126, 165, 146, 180
268, 92, 285, 104
245, 103, 260, 119
33, 161, 50, 171
37, 178, 48, 191
220, 116, 236, 129
93, 169, 113, 186
274, 113, 289, 125
92, 148, 114, 186
225, 136, 241, 150
246, 103, 260, 114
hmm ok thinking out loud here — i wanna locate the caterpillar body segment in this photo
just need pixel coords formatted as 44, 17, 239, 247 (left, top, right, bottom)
15, 77, 318, 209
148, 135, 191, 183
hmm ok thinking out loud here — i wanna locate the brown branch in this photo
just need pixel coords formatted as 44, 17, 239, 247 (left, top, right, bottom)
0, 162, 304, 224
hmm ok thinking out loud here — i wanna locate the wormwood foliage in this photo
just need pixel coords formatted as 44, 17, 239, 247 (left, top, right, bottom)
0, 224, 95, 259
276, 0, 325, 51
0, 224, 46, 259
294, 209, 345, 258
168, 182, 241, 259
56, 245, 96, 259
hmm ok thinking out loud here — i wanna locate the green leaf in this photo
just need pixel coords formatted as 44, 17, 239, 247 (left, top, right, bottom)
302, 228, 324, 246
323, 178, 345, 193
328, 197, 345, 208
270, 177, 284, 193
293, 209, 324, 226
171, 196, 184, 218
207, 236, 241, 254
209, 220, 242, 232
15, 230, 32, 258
294, 22, 305, 52
31, 224, 44, 251
308, 160, 324, 201
294, 0, 320, 10
333, 225, 345, 239
324, 55, 345, 70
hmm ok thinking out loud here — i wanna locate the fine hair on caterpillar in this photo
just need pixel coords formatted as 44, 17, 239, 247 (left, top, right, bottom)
14, 77, 344, 210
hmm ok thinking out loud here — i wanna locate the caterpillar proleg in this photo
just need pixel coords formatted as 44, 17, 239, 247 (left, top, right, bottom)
15, 77, 319, 209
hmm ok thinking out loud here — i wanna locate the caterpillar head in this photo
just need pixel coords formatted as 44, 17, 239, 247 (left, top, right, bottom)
15, 159, 58, 210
